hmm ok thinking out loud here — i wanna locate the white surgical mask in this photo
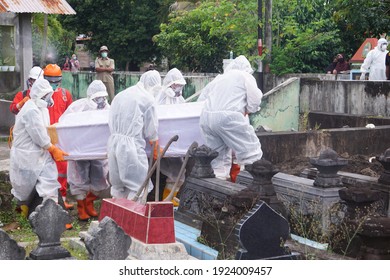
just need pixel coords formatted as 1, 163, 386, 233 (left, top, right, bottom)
171, 85, 184, 97
381, 44, 388, 52
93, 96, 107, 109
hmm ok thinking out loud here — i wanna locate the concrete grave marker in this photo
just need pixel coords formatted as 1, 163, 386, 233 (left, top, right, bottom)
28, 198, 73, 260
84, 216, 132, 260
0, 229, 25, 260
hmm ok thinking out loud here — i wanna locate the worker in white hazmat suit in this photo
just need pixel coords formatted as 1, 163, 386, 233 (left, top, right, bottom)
10, 79, 68, 217
199, 55, 263, 180
107, 76, 159, 200
156, 68, 186, 105
360, 38, 388, 81
140, 70, 162, 99
59, 80, 110, 220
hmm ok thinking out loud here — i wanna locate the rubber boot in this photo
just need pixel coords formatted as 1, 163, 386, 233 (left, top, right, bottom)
20, 205, 29, 218
85, 192, 98, 217
77, 199, 91, 221
230, 163, 241, 183
62, 196, 74, 210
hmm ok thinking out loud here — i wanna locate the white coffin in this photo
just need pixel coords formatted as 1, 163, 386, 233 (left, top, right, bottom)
55, 102, 205, 160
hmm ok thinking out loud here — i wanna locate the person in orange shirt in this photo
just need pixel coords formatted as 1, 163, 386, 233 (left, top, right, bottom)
43, 64, 74, 213
9, 66, 44, 114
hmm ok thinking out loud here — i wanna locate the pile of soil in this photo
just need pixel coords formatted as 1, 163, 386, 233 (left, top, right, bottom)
274, 154, 385, 178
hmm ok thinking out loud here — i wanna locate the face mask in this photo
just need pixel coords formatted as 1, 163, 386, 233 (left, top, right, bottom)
50, 83, 59, 91
27, 78, 35, 89
72, 56, 77, 60
93, 96, 107, 109
381, 44, 388, 52
171, 85, 184, 97
41, 94, 53, 107
101, 52, 108, 58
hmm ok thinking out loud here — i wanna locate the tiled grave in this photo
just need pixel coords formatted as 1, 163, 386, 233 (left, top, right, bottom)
99, 198, 175, 244
174, 220, 218, 260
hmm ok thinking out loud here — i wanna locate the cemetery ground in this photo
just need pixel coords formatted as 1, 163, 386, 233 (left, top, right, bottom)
0, 131, 386, 260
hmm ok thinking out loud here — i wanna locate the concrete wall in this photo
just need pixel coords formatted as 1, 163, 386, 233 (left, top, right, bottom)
258, 125, 390, 164
251, 78, 300, 131
299, 79, 390, 117
0, 99, 14, 131
61, 71, 217, 100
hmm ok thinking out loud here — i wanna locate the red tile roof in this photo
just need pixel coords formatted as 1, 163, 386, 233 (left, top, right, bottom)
350, 38, 378, 63
0, 0, 76, 15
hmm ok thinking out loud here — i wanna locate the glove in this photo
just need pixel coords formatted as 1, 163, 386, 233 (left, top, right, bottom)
360, 73, 366, 80
149, 140, 163, 160
16, 96, 30, 109
47, 145, 69, 161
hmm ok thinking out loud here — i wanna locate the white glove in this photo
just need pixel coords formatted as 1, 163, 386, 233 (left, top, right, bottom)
360, 73, 366, 80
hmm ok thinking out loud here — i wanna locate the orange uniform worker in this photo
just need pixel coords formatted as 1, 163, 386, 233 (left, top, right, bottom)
10, 66, 44, 114
43, 64, 73, 209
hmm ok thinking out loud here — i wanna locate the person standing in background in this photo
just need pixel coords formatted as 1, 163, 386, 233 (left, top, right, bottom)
70, 54, 80, 73
360, 38, 388, 81
95, 46, 115, 102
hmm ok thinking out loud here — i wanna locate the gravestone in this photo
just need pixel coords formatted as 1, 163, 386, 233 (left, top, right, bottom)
245, 159, 287, 217
310, 148, 348, 188
84, 216, 132, 260
339, 186, 390, 259
235, 201, 298, 260
0, 229, 25, 260
176, 145, 259, 258
28, 198, 73, 260
377, 147, 390, 185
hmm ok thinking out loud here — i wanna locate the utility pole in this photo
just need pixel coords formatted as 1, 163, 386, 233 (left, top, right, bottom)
257, 0, 264, 91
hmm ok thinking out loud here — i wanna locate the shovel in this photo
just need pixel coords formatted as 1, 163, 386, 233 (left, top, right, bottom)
163, 141, 198, 203
132, 134, 179, 203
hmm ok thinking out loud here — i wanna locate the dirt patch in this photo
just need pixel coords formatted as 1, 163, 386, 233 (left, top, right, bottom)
274, 153, 385, 178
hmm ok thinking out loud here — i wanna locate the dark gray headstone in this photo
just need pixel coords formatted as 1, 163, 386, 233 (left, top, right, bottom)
189, 145, 218, 178
310, 148, 348, 188
84, 216, 132, 260
235, 201, 298, 260
0, 229, 26, 260
28, 198, 73, 260
377, 147, 390, 185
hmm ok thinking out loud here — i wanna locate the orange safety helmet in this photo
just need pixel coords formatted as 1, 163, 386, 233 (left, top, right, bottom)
43, 64, 62, 83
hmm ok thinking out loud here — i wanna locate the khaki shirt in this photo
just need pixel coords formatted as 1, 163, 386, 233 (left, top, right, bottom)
95, 57, 115, 83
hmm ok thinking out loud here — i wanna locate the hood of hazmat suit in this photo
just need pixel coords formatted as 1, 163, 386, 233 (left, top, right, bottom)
156, 68, 186, 105
59, 80, 110, 121
140, 70, 162, 99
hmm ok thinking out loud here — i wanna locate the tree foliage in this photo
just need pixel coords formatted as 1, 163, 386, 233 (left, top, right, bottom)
32, 14, 75, 66
156, 0, 390, 74
60, 0, 171, 70
154, 0, 259, 73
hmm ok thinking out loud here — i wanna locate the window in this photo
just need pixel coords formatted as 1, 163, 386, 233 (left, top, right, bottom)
0, 25, 16, 71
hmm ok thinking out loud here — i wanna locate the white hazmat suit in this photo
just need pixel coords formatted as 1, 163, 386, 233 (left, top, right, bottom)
199, 56, 263, 180
108, 80, 159, 200
59, 80, 110, 201
10, 79, 59, 203
156, 68, 186, 105
360, 38, 388, 81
